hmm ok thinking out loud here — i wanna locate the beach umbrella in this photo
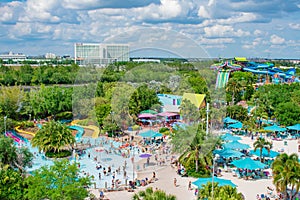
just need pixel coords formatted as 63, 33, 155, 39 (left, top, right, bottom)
214, 149, 244, 158
221, 133, 241, 141
140, 110, 158, 115
231, 157, 266, 170
250, 148, 279, 158
192, 177, 236, 189
286, 124, 300, 133
223, 141, 250, 150
139, 130, 163, 138
139, 153, 152, 158
228, 122, 243, 129
223, 117, 239, 124
138, 113, 156, 118
264, 124, 286, 132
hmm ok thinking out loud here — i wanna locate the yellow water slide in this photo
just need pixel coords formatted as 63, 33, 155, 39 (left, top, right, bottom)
15, 126, 35, 136
71, 120, 100, 138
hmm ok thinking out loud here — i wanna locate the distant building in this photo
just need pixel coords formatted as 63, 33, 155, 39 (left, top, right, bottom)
45, 53, 56, 59
0, 51, 26, 61
74, 43, 129, 66
132, 58, 161, 63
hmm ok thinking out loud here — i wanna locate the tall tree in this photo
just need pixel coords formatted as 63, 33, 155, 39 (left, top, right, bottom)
0, 136, 33, 173
253, 138, 273, 162
272, 153, 300, 200
25, 159, 91, 200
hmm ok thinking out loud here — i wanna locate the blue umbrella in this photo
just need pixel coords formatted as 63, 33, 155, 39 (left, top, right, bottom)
139, 130, 163, 138
223, 117, 239, 124
214, 149, 244, 158
287, 124, 300, 131
221, 133, 241, 141
250, 148, 279, 158
228, 122, 243, 129
231, 157, 266, 170
264, 124, 286, 132
192, 177, 236, 188
223, 141, 250, 150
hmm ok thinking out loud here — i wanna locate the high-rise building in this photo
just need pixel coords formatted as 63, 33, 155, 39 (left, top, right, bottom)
74, 43, 129, 66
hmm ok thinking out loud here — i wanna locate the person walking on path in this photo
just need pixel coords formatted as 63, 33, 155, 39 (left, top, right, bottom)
188, 180, 192, 190
174, 178, 177, 187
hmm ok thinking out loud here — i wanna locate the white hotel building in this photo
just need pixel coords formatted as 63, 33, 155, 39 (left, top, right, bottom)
74, 43, 129, 66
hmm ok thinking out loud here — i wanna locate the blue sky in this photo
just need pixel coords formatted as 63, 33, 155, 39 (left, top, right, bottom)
0, 0, 299, 58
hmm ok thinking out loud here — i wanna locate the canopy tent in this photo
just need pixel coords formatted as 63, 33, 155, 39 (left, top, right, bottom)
286, 124, 300, 131
139, 130, 163, 138
228, 122, 243, 129
250, 148, 279, 158
156, 112, 179, 117
221, 133, 241, 141
140, 110, 158, 115
223, 117, 239, 124
214, 149, 244, 158
138, 113, 156, 118
231, 157, 266, 170
264, 124, 286, 132
192, 177, 236, 189
223, 141, 250, 150
139, 153, 152, 158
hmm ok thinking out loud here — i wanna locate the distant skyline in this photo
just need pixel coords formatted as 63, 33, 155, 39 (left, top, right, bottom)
0, 0, 300, 59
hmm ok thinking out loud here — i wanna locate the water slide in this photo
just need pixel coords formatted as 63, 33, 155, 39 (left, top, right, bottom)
15, 126, 36, 136
68, 125, 84, 142
5, 130, 28, 143
216, 70, 231, 88
71, 120, 100, 138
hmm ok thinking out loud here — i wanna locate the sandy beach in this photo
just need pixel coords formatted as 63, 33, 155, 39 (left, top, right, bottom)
89, 134, 300, 200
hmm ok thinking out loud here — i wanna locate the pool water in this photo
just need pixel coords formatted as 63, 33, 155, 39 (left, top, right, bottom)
25, 136, 142, 189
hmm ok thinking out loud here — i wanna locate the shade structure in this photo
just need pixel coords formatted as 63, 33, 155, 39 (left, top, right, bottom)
231, 157, 266, 170
264, 124, 286, 132
139, 130, 163, 138
139, 153, 152, 158
286, 124, 300, 131
221, 133, 241, 141
140, 110, 158, 115
228, 122, 243, 129
138, 113, 156, 118
214, 149, 244, 158
192, 177, 236, 189
223, 117, 239, 124
223, 141, 250, 150
250, 148, 279, 158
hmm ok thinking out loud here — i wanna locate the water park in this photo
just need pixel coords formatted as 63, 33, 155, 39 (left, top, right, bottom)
211, 57, 300, 88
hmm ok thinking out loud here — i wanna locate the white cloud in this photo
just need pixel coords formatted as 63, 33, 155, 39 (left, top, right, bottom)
204, 24, 250, 37
289, 23, 300, 30
270, 34, 285, 45
200, 37, 234, 44
198, 6, 210, 18
253, 30, 262, 36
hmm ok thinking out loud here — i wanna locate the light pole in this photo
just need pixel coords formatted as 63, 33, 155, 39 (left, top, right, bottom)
212, 154, 219, 199
131, 148, 135, 182
206, 103, 210, 135
4, 116, 7, 134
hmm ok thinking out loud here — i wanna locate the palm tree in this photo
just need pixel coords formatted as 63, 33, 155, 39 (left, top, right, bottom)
198, 183, 243, 200
171, 124, 219, 173
272, 153, 300, 200
226, 78, 242, 105
132, 187, 176, 200
31, 120, 75, 154
253, 137, 273, 162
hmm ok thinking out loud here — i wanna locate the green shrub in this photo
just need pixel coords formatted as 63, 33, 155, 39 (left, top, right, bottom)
45, 150, 72, 158
132, 125, 140, 131
159, 127, 169, 133
55, 112, 73, 120
17, 121, 35, 129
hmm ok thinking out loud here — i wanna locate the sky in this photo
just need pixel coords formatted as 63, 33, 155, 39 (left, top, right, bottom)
0, 0, 300, 58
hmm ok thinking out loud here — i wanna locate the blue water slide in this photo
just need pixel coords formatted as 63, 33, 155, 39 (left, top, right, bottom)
68, 125, 84, 142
